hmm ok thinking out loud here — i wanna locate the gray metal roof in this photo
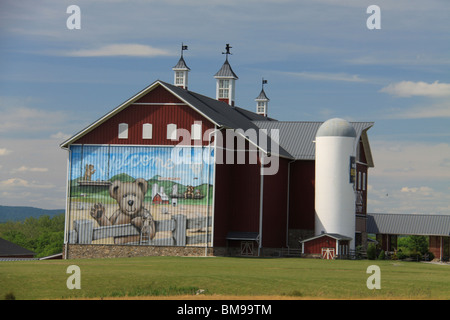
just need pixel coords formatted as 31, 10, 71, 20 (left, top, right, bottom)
0, 237, 36, 257
172, 56, 190, 70
316, 118, 356, 138
253, 121, 374, 161
255, 89, 269, 101
300, 233, 352, 243
214, 59, 238, 79
367, 213, 450, 236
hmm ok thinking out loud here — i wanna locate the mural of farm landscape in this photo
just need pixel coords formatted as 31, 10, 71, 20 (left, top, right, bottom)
66, 145, 214, 247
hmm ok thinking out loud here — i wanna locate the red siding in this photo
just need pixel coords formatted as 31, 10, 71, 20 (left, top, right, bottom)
303, 236, 336, 254
73, 85, 214, 146
288, 160, 315, 231
261, 157, 289, 248
213, 152, 261, 247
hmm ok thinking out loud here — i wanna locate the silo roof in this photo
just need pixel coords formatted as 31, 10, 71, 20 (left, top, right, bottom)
316, 118, 357, 138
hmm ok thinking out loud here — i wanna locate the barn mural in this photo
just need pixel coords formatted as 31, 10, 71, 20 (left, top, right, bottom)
66, 145, 214, 247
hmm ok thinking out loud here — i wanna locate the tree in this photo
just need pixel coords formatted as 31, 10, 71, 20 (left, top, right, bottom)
0, 214, 65, 257
398, 235, 428, 255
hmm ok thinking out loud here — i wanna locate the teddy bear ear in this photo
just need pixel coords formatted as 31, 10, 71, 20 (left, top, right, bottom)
109, 180, 121, 199
135, 178, 148, 195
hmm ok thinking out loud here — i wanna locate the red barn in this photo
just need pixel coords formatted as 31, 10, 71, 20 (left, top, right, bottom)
60, 46, 374, 259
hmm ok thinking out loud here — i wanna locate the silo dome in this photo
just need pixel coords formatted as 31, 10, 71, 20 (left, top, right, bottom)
316, 118, 356, 138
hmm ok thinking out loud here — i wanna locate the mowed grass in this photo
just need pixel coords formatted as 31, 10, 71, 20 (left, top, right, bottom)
0, 256, 449, 300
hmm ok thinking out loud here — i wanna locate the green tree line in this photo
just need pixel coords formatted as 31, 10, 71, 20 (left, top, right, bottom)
0, 214, 65, 258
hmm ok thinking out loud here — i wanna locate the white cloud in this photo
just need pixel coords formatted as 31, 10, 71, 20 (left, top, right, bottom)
50, 132, 72, 140
65, 44, 174, 58
13, 166, 49, 173
0, 148, 12, 156
368, 184, 450, 215
370, 140, 450, 180
0, 100, 69, 137
400, 186, 433, 196
387, 101, 450, 119
0, 178, 54, 189
380, 81, 450, 98
367, 140, 450, 214
282, 71, 367, 83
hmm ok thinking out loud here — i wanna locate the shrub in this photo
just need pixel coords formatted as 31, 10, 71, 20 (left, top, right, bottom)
377, 250, 386, 260
397, 251, 407, 260
367, 243, 377, 260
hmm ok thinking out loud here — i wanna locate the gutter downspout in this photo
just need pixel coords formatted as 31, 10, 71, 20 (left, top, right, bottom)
63, 147, 72, 260
205, 127, 220, 257
258, 154, 264, 257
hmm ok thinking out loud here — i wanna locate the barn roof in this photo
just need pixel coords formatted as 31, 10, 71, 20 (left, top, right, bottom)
214, 59, 238, 79
300, 233, 352, 243
60, 80, 290, 158
60, 80, 374, 165
0, 237, 36, 257
253, 120, 374, 165
367, 213, 450, 236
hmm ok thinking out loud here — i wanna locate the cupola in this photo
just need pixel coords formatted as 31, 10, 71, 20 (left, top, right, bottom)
214, 44, 238, 106
172, 44, 190, 89
255, 78, 269, 117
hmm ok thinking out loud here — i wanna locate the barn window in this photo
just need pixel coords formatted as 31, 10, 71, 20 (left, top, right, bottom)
191, 123, 202, 140
358, 172, 361, 190
218, 79, 229, 99
118, 123, 128, 139
362, 172, 366, 191
175, 71, 184, 85
167, 123, 177, 140
142, 123, 152, 139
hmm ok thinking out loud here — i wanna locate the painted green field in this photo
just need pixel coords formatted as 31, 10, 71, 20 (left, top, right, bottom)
0, 256, 449, 300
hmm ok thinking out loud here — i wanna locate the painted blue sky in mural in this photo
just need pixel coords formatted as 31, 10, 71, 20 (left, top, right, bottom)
71, 146, 214, 187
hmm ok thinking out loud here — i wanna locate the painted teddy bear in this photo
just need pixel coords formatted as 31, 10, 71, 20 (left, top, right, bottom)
90, 178, 156, 244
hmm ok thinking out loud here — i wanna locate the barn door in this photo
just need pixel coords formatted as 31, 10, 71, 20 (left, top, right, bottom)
321, 247, 335, 259
241, 241, 254, 256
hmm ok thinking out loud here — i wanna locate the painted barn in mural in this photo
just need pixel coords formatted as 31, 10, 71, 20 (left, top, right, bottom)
61, 46, 375, 258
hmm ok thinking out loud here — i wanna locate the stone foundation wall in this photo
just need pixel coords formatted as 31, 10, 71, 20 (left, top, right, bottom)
63, 244, 283, 259
64, 244, 214, 259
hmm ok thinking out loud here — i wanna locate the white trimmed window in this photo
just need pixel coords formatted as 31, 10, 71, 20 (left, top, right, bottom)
362, 172, 366, 191
142, 123, 152, 139
218, 79, 229, 99
175, 71, 184, 85
118, 123, 128, 139
257, 101, 266, 114
167, 123, 177, 140
191, 123, 202, 140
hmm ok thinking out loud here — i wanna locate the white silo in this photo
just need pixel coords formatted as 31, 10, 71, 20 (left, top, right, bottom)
314, 118, 357, 250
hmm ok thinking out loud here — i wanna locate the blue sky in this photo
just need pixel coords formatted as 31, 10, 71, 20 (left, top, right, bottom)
0, 0, 449, 213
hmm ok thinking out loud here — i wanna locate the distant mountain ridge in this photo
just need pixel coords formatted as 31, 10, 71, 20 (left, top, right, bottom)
0, 205, 64, 223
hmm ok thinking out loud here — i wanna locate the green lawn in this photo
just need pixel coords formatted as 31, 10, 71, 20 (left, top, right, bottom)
0, 256, 449, 300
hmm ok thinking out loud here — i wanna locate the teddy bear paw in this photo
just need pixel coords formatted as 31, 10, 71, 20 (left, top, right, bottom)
90, 203, 105, 220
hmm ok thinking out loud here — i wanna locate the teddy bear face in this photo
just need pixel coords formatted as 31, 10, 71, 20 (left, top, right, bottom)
109, 178, 148, 217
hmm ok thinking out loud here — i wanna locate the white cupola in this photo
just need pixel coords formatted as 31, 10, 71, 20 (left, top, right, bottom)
172, 44, 190, 89
214, 44, 238, 106
255, 78, 269, 117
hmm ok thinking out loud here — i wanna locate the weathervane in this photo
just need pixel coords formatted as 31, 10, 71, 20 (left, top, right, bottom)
181, 43, 188, 56
262, 78, 268, 89
222, 44, 232, 60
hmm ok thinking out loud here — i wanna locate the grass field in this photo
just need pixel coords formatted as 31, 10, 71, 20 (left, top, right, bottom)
0, 256, 449, 300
